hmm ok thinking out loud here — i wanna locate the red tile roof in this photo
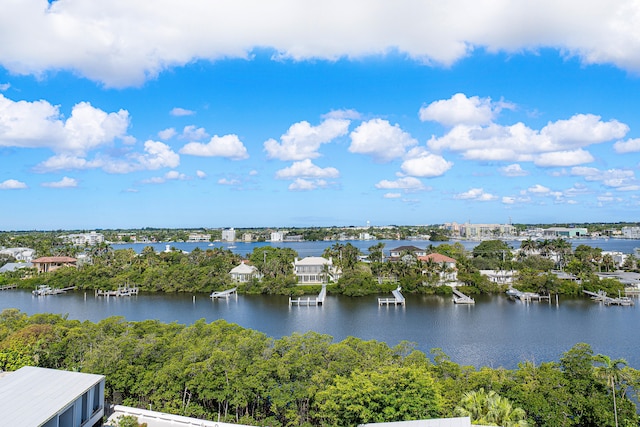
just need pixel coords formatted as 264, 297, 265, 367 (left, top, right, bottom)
32, 256, 77, 263
418, 253, 456, 263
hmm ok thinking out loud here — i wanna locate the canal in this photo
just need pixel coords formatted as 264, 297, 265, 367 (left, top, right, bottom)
1, 289, 638, 370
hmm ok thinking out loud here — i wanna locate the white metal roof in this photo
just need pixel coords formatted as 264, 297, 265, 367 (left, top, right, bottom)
0, 366, 104, 426
359, 417, 473, 427
295, 256, 331, 265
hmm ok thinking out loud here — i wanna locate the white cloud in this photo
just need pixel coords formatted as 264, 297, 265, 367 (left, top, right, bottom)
4, 2, 640, 87
375, 177, 425, 191
383, 192, 402, 199
322, 109, 362, 120
170, 107, 195, 116
454, 188, 497, 201
264, 118, 350, 161
527, 184, 550, 194
0, 179, 27, 190
400, 149, 453, 177
500, 164, 529, 177
180, 125, 209, 141
158, 128, 177, 140
142, 170, 188, 184
218, 178, 241, 185
571, 166, 637, 188
0, 95, 130, 155
180, 134, 249, 160
41, 176, 78, 188
428, 113, 623, 166
288, 178, 329, 191
419, 93, 506, 126
275, 159, 339, 179
249, 170, 258, 176
613, 138, 640, 153
196, 170, 207, 179
0, 83, 10, 91
349, 119, 417, 162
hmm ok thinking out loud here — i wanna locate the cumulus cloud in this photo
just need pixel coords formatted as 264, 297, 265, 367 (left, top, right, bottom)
427, 113, 624, 166
454, 188, 498, 201
419, 93, 511, 126
142, 170, 188, 184
218, 178, 241, 185
571, 166, 637, 188
0, 179, 27, 190
158, 128, 177, 140
288, 178, 329, 191
264, 118, 350, 161
41, 176, 78, 188
527, 184, 551, 194
613, 138, 640, 153
375, 177, 425, 191
275, 159, 339, 179
170, 107, 195, 116
0, 95, 129, 155
180, 125, 209, 141
180, 134, 249, 160
383, 192, 402, 199
196, 170, 207, 179
0, 83, 10, 91
349, 119, 417, 162
322, 109, 362, 120
500, 164, 529, 177
4, 2, 640, 87
400, 148, 453, 177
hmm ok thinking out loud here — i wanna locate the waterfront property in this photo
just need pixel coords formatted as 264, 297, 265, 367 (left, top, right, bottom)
0, 366, 105, 427
32, 256, 77, 273
418, 253, 458, 284
229, 261, 262, 283
210, 287, 238, 300
479, 269, 515, 286
294, 256, 340, 284
378, 286, 405, 306
388, 245, 427, 259
289, 284, 327, 306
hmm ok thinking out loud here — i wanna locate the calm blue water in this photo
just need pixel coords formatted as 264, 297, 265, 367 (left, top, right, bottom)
1, 289, 638, 370
114, 238, 640, 257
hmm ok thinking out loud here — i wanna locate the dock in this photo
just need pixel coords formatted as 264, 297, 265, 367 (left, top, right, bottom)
96, 285, 139, 297
289, 284, 326, 306
0, 284, 17, 291
378, 286, 405, 306
32, 285, 76, 296
210, 287, 238, 300
506, 287, 551, 303
583, 290, 634, 306
452, 288, 475, 304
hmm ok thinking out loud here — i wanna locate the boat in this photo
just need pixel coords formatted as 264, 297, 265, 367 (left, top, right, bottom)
32, 285, 52, 296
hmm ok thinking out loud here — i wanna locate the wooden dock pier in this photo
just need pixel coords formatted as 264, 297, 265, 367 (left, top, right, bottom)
0, 284, 17, 291
210, 287, 238, 300
290, 284, 326, 306
506, 287, 551, 303
96, 285, 139, 297
452, 288, 475, 304
583, 290, 634, 306
32, 285, 76, 296
378, 286, 405, 306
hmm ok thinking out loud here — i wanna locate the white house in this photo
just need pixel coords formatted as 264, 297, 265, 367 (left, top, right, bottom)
294, 257, 340, 284
229, 261, 261, 283
479, 270, 516, 285
389, 246, 427, 259
0, 247, 36, 262
0, 366, 105, 427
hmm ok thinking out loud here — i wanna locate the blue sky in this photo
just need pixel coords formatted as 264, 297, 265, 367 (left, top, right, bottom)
1, 1, 640, 230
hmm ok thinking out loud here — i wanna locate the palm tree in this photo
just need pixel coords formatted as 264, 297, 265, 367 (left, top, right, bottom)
454, 388, 529, 426
593, 354, 628, 427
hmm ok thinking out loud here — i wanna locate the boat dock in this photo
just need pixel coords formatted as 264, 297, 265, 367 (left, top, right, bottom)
289, 284, 326, 306
210, 287, 238, 300
0, 284, 17, 291
506, 287, 551, 303
95, 285, 139, 297
378, 286, 405, 306
452, 288, 475, 304
32, 285, 76, 296
583, 290, 634, 306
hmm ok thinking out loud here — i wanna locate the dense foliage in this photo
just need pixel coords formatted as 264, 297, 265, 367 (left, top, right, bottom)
0, 310, 638, 427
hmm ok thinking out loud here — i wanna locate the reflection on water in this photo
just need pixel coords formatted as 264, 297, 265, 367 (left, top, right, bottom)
1, 289, 639, 369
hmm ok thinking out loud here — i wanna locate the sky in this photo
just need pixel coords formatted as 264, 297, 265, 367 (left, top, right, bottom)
1, 1, 640, 230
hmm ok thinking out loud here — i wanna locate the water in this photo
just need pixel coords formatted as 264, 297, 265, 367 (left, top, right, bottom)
1, 289, 638, 370
114, 238, 640, 257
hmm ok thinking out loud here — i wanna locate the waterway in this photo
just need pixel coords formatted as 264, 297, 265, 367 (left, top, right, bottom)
115, 237, 640, 257
1, 289, 638, 370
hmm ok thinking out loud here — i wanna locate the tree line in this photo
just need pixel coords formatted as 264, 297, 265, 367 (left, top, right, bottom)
0, 310, 638, 426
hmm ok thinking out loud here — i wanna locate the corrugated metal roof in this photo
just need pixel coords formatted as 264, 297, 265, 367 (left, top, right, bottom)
0, 366, 104, 426
359, 417, 472, 427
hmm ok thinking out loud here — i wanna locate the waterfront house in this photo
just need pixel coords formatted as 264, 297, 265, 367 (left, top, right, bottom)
0, 366, 105, 427
229, 261, 262, 283
0, 247, 36, 262
479, 269, 515, 285
294, 256, 340, 284
32, 256, 77, 273
417, 253, 458, 283
388, 245, 427, 259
